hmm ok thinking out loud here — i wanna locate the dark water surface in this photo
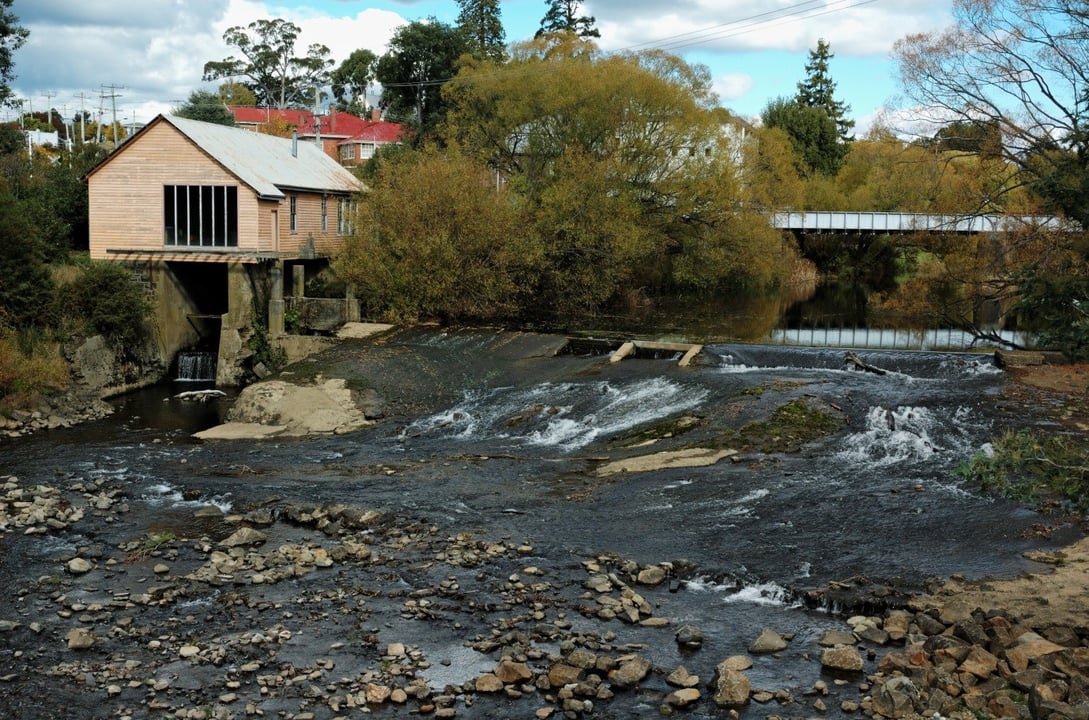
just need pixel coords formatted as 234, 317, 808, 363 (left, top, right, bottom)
0, 329, 1066, 719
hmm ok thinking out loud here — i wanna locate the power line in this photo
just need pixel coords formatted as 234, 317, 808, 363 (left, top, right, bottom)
378, 0, 883, 89
620, 0, 866, 52
651, 0, 883, 54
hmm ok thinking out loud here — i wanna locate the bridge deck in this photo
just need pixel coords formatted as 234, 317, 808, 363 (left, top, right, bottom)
771, 211, 1069, 234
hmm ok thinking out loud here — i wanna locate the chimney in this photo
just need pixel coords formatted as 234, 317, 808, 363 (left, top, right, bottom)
292, 130, 298, 157
371, 108, 381, 122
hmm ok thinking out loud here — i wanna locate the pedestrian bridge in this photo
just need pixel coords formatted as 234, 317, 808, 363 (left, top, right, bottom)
771, 211, 1071, 234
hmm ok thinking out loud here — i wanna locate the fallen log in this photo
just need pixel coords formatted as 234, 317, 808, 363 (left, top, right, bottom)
845, 351, 887, 376
175, 389, 227, 402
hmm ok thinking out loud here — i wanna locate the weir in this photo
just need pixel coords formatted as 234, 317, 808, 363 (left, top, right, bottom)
561, 338, 703, 366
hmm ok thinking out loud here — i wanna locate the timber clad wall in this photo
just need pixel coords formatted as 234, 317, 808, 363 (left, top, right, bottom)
278, 193, 344, 256
88, 121, 352, 261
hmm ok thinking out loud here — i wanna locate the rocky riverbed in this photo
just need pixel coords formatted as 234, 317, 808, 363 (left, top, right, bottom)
2, 330, 1088, 719
2, 463, 1089, 720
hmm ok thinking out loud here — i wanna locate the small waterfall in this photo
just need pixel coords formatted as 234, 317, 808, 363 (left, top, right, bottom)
175, 351, 217, 382
402, 377, 709, 451
836, 405, 946, 467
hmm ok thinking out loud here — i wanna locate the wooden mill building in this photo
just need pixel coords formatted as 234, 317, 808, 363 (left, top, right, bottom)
85, 114, 364, 385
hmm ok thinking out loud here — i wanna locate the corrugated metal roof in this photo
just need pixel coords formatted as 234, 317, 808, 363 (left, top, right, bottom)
163, 114, 362, 200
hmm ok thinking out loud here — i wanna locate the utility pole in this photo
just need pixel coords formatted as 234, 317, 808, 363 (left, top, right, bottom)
314, 86, 321, 147
41, 91, 56, 126
100, 83, 124, 143
75, 91, 90, 143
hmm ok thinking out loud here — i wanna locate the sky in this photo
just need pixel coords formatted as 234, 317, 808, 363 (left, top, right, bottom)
7, 0, 955, 135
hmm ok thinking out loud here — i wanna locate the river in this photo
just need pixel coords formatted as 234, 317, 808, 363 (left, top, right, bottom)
0, 328, 1066, 719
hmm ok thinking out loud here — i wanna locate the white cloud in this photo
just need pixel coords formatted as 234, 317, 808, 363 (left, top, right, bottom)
7, 0, 408, 123
593, 0, 951, 56
714, 73, 754, 103
4, 0, 955, 126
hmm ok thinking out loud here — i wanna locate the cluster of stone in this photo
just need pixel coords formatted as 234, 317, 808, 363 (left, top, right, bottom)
0, 474, 123, 535
0, 392, 113, 438
10, 467, 1089, 720
859, 601, 1089, 719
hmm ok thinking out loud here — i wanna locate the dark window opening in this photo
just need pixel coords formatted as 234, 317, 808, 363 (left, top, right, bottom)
164, 185, 238, 248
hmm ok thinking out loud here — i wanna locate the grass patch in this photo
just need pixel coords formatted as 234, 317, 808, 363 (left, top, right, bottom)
957, 430, 1089, 510
0, 330, 70, 414
727, 397, 845, 453
614, 414, 705, 446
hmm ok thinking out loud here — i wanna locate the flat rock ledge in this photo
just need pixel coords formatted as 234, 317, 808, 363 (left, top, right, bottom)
596, 448, 738, 476
196, 377, 377, 440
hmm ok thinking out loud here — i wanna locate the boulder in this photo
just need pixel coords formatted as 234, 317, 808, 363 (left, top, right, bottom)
66, 558, 93, 575
719, 655, 753, 672
675, 624, 703, 650
567, 648, 597, 669
475, 673, 504, 693
871, 676, 919, 719
711, 663, 751, 707
749, 628, 788, 653
821, 644, 864, 672
665, 688, 701, 707
666, 666, 699, 688
220, 527, 268, 547
365, 684, 391, 704
636, 566, 667, 586
819, 630, 857, 647
959, 646, 1000, 678
548, 663, 583, 687
610, 655, 651, 688
495, 658, 533, 684
219, 378, 372, 437
65, 627, 95, 650
1006, 633, 1067, 672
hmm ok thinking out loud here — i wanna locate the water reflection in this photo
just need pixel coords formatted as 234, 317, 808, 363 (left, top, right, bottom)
567, 279, 1026, 351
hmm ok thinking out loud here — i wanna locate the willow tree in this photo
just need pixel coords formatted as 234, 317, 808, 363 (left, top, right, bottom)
894, 0, 1089, 223
893, 0, 1089, 354
334, 148, 542, 323
443, 38, 792, 311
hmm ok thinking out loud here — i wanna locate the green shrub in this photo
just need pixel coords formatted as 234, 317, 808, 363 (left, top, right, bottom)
1016, 264, 1089, 361
247, 316, 286, 375
62, 262, 151, 356
0, 193, 55, 328
958, 430, 1089, 509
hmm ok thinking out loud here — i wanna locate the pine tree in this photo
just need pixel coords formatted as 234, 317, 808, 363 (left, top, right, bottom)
456, 0, 506, 63
795, 39, 854, 142
535, 0, 600, 39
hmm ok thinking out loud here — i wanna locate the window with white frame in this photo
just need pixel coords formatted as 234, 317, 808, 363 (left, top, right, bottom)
289, 195, 298, 234
336, 196, 354, 236
321, 195, 328, 232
